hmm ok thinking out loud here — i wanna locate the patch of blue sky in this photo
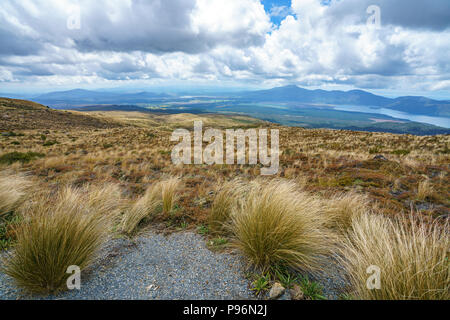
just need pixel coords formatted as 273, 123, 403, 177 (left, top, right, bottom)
261, 0, 293, 27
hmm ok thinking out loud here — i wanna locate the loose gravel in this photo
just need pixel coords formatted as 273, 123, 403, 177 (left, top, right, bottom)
0, 231, 346, 300
0, 231, 254, 300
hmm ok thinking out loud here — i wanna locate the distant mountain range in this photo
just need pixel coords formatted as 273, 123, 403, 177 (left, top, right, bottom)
234, 85, 450, 117
2, 85, 449, 118
32, 89, 172, 107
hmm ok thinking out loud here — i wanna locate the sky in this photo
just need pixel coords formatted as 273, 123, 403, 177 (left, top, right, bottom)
0, 0, 450, 99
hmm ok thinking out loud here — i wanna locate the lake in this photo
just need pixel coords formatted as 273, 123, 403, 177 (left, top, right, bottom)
334, 106, 450, 129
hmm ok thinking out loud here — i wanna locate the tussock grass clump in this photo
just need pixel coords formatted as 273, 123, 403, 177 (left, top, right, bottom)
339, 213, 449, 300
121, 186, 160, 235
2, 184, 121, 294
160, 176, 181, 215
231, 180, 332, 273
416, 178, 434, 201
0, 172, 32, 217
121, 176, 181, 235
209, 179, 248, 235
324, 191, 370, 231
85, 183, 123, 221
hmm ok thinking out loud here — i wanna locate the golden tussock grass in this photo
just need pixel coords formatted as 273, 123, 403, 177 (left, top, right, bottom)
121, 185, 160, 236
121, 176, 181, 235
1, 109, 449, 298
159, 176, 181, 215
2, 184, 121, 294
0, 171, 32, 217
416, 178, 434, 201
231, 179, 333, 273
324, 191, 371, 231
338, 213, 449, 300
208, 178, 248, 236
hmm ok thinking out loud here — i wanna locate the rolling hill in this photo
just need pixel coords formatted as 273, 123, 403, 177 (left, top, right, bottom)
0, 98, 121, 131
235, 85, 450, 117
32, 89, 171, 107
20, 85, 450, 118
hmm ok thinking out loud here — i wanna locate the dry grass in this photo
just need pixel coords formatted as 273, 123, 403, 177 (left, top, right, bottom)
121, 176, 181, 234
416, 178, 434, 201
121, 185, 160, 235
1, 102, 448, 299
0, 171, 32, 217
1, 114, 448, 222
2, 185, 121, 294
208, 178, 248, 235
339, 213, 449, 300
0, 98, 120, 131
231, 179, 332, 273
324, 191, 371, 231
85, 183, 123, 217
159, 176, 181, 215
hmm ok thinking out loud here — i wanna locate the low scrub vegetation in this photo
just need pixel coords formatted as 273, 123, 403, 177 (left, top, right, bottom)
339, 213, 449, 300
0, 108, 448, 299
0, 152, 44, 165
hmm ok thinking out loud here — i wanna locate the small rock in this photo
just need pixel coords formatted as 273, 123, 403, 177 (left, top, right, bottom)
269, 282, 285, 300
290, 284, 305, 300
373, 154, 387, 161
278, 290, 291, 300
389, 189, 403, 196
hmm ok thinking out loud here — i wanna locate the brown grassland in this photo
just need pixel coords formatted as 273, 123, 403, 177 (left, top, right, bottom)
0, 98, 449, 299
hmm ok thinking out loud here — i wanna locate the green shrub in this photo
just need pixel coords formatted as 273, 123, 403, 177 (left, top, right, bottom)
391, 149, 410, 156
0, 152, 45, 165
43, 140, 57, 147
1, 132, 24, 137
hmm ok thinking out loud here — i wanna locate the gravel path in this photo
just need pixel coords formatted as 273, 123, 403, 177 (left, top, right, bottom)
0, 231, 254, 300
0, 231, 346, 300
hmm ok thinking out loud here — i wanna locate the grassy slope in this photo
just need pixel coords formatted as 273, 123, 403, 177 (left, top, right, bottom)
0, 102, 449, 299
1, 103, 448, 225
0, 98, 121, 131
